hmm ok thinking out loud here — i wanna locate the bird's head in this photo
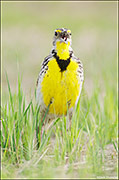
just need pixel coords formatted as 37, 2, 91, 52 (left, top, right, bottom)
53, 28, 72, 47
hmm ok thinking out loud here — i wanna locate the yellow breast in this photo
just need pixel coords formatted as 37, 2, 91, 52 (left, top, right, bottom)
41, 58, 81, 115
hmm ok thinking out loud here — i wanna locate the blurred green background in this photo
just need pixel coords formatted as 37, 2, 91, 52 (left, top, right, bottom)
2, 1, 117, 103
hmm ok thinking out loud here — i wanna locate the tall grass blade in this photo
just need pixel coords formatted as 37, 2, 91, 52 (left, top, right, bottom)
5, 72, 14, 114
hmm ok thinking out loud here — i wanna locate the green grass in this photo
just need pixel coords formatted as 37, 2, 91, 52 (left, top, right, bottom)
1, 71, 118, 179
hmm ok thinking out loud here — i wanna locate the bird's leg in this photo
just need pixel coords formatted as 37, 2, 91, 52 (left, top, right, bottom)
37, 102, 51, 148
40, 123, 45, 141
36, 111, 45, 149
66, 109, 73, 131
40, 111, 46, 142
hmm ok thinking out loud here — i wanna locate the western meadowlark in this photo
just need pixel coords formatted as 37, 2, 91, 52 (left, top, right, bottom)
36, 28, 84, 126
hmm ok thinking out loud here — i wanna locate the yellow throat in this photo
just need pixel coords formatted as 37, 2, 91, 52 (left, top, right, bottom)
56, 41, 70, 60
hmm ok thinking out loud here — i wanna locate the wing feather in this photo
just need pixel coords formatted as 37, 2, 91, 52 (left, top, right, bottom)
72, 55, 84, 105
36, 54, 53, 86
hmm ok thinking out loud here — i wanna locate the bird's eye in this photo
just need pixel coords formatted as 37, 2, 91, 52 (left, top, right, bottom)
55, 31, 58, 36
70, 33, 71, 35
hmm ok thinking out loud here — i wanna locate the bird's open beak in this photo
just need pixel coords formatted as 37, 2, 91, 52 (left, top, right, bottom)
60, 34, 68, 44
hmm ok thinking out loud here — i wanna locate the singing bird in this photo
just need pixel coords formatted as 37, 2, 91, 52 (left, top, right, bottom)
36, 28, 84, 126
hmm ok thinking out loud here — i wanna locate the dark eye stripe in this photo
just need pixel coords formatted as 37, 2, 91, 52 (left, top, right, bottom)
55, 32, 58, 36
